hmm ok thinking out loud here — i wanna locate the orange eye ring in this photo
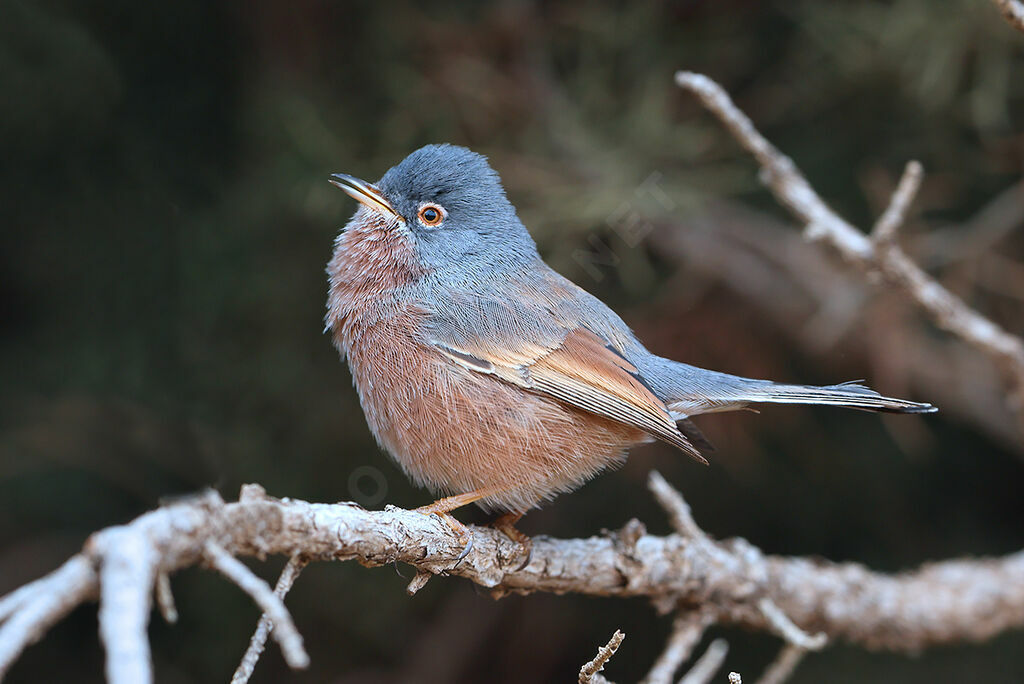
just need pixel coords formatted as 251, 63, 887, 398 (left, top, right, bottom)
418, 204, 445, 227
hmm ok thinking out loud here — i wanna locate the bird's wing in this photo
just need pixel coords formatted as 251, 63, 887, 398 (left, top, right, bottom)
424, 293, 705, 463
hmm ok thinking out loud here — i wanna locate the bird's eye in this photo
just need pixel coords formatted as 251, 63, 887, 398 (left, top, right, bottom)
417, 204, 445, 227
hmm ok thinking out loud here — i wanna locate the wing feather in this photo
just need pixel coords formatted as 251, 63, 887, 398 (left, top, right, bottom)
433, 327, 706, 463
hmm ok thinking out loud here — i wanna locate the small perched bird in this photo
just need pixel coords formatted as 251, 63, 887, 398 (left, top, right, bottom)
326, 144, 934, 546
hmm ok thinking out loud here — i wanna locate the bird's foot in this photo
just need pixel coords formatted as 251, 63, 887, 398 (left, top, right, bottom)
414, 504, 473, 560
491, 512, 532, 571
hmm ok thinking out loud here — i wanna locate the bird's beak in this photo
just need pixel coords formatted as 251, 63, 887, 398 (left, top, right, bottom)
329, 173, 400, 220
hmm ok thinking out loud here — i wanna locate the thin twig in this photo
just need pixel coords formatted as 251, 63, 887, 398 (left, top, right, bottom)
871, 161, 924, 245
155, 572, 177, 624
648, 471, 704, 538
204, 542, 309, 670
758, 598, 827, 651
678, 639, 729, 684
642, 611, 713, 684
755, 644, 807, 684
579, 629, 625, 684
406, 569, 434, 596
231, 555, 309, 684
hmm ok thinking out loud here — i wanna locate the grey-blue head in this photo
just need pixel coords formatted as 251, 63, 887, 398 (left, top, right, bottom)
330, 144, 538, 272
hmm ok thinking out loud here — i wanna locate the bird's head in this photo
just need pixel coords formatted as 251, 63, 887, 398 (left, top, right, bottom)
330, 144, 538, 275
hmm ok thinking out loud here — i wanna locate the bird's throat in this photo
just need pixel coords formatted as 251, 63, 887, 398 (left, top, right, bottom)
325, 212, 424, 351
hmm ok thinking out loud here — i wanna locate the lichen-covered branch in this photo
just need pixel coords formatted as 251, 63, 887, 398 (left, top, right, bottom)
0, 475, 1021, 682
675, 71, 1024, 413
579, 630, 625, 684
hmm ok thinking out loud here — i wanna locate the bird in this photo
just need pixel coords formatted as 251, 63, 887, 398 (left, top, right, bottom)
325, 144, 935, 552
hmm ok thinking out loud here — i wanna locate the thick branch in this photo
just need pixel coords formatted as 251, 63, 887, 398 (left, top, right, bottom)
95, 528, 157, 684
0, 479, 1021, 682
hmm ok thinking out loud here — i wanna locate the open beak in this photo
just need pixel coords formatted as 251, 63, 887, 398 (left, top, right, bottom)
329, 173, 400, 220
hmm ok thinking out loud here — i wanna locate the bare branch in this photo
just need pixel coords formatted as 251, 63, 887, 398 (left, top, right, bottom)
675, 70, 1024, 411
0, 561, 83, 624
755, 644, 807, 684
748, 603, 818, 684
758, 598, 827, 651
95, 528, 158, 684
648, 471, 705, 538
0, 482, 1022, 680
678, 639, 729, 684
204, 542, 309, 671
641, 611, 713, 684
0, 556, 96, 678
406, 569, 434, 596
994, 0, 1024, 32
155, 572, 177, 625
871, 161, 924, 245
579, 629, 625, 684
231, 555, 308, 684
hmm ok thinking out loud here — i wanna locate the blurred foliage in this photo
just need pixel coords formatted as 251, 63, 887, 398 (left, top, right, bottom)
1, 0, 1023, 682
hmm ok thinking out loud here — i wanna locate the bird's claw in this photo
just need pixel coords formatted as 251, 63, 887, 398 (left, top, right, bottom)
415, 508, 474, 562
511, 538, 533, 571
491, 512, 533, 571
455, 535, 474, 561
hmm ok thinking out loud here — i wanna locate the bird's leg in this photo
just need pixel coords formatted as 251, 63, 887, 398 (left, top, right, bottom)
416, 490, 493, 516
490, 511, 532, 571
415, 489, 497, 560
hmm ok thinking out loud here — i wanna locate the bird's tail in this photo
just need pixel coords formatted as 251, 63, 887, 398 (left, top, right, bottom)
736, 380, 937, 414
653, 361, 936, 417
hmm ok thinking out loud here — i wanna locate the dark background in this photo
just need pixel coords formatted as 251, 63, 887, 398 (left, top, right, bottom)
3, 1, 1024, 681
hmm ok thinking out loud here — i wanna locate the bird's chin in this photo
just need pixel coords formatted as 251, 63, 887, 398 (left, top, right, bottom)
344, 206, 403, 231
337, 209, 415, 252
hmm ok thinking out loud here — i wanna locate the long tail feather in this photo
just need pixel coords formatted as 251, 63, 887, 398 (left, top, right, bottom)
658, 365, 936, 416
751, 381, 936, 414
638, 357, 936, 417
